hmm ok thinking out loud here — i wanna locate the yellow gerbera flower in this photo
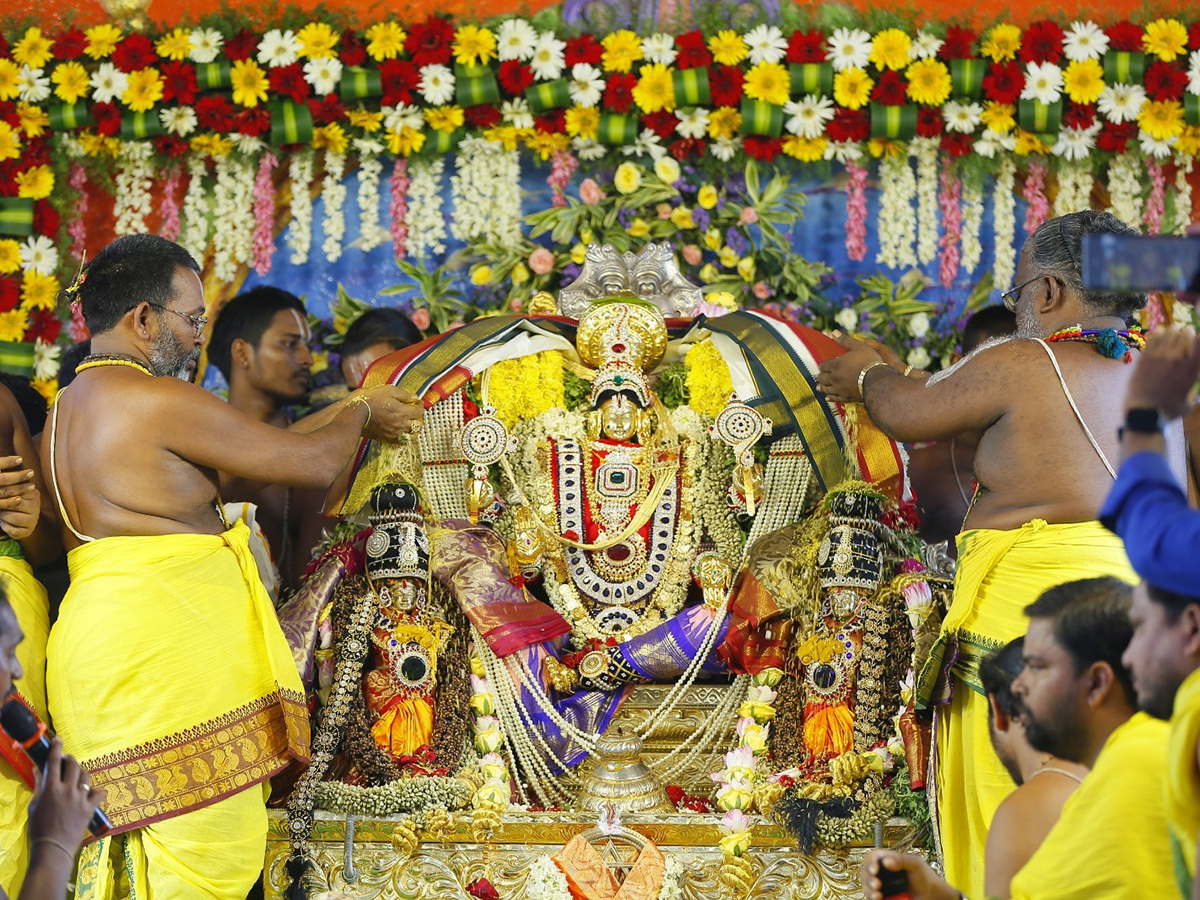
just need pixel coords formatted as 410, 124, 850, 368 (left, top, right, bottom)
84, 24, 123, 60
0, 240, 20, 275
52, 61, 90, 103
833, 67, 874, 110
453, 24, 497, 67
386, 126, 426, 156
708, 106, 742, 140
15, 165, 53, 200
482, 125, 522, 150
1063, 59, 1105, 105
0, 311, 29, 343
743, 62, 789, 105
1175, 125, 1200, 157
230, 59, 269, 108
632, 63, 676, 113
601, 31, 643, 73
523, 131, 571, 160
870, 29, 912, 71
708, 30, 748, 66
1138, 100, 1185, 141
78, 133, 120, 157
365, 22, 407, 62
906, 59, 952, 105
16, 104, 49, 139
13, 27, 54, 69
981, 24, 1022, 62
21, 272, 58, 310
190, 134, 234, 156
783, 135, 827, 161
297, 22, 340, 60
564, 106, 600, 139
1013, 129, 1049, 155
31, 377, 55, 405
1143, 19, 1188, 62
122, 68, 164, 113
346, 109, 384, 132
868, 138, 904, 158
0, 60, 21, 102
156, 28, 193, 61
0, 123, 20, 162
424, 106, 465, 132
981, 101, 1016, 133
312, 123, 349, 153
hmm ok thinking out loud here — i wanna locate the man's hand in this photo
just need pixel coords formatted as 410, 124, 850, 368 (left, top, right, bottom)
27, 738, 103, 859
816, 333, 884, 403
0, 455, 40, 541
357, 386, 425, 443
861, 850, 961, 900
1124, 328, 1200, 420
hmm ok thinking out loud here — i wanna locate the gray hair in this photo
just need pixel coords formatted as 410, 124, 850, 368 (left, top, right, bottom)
1026, 210, 1146, 318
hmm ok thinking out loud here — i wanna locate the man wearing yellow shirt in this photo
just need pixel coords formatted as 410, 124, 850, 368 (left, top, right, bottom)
1123, 581, 1200, 900
862, 577, 1174, 900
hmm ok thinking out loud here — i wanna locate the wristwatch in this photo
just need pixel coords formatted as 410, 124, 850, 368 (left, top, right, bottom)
1118, 407, 1165, 440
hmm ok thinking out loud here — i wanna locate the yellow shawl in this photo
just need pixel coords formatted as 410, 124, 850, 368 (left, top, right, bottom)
1169, 666, 1200, 898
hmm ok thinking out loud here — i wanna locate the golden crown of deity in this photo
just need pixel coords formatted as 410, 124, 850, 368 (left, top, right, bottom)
575, 299, 669, 408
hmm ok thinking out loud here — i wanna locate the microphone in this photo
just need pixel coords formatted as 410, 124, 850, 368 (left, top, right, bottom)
0, 699, 112, 837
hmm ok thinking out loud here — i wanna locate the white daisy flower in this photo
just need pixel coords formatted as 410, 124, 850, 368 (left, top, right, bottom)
383, 104, 424, 133
1139, 131, 1176, 159
642, 33, 678, 66
530, 32, 566, 81
910, 31, 944, 59
835, 307, 859, 331
33, 340, 60, 382
744, 24, 787, 65
1051, 122, 1101, 161
783, 94, 835, 138
19, 235, 58, 276
824, 139, 864, 162
17, 66, 51, 104
496, 19, 537, 62
258, 29, 302, 68
160, 105, 197, 136
568, 63, 605, 107
234, 133, 264, 154
943, 100, 983, 133
1062, 21, 1109, 62
710, 135, 743, 161
1021, 61, 1063, 105
827, 28, 872, 73
417, 64, 455, 105
304, 57, 344, 96
1097, 83, 1146, 123
500, 98, 534, 129
1188, 49, 1200, 95
974, 130, 1016, 158
572, 136, 607, 160
188, 28, 223, 64
621, 128, 666, 160
675, 107, 710, 140
89, 62, 128, 104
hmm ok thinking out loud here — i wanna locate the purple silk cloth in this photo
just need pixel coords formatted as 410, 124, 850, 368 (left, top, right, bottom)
276, 556, 344, 690
619, 605, 730, 680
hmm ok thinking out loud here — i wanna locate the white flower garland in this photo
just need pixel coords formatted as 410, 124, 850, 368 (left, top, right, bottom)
407, 158, 448, 261
287, 149, 315, 265
876, 153, 917, 270
211, 152, 256, 281
658, 852, 686, 900
526, 854, 572, 900
353, 138, 390, 252
992, 156, 1017, 292
1053, 160, 1094, 218
321, 150, 348, 263
913, 138, 939, 266
113, 141, 155, 237
1106, 151, 1144, 230
449, 138, 523, 250
180, 154, 211, 265
960, 169, 984, 275
1173, 155, 1194, 235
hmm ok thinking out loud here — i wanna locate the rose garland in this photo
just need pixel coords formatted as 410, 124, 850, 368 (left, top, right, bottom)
180, 154, 211, 266
407, 157, 448, 260
1107, 151, 1145, 230
547, 149, 579, 209
1145, 159, 1166, 234
389, 158, 410, 259
937, 166, 961, 288
113, 140, 155, 237
158, 165, 182, 243
321, 150, 348, 263
354, 138, 389, 252
876, 152, 917, 270
66, 160, 89, 262
286, 148, 316, 265
992, 157, 1017, 292
1022, 159, 1050, 236
913, 138, 940, 266
844, 160, 868, 262
251, 150, 278, 274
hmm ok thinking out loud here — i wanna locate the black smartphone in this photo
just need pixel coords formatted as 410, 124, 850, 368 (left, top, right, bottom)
1081, 234, 1200, 294
878, 866, 911, 900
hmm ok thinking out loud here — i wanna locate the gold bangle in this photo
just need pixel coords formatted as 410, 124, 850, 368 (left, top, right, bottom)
902, 364, 914, 377
345, 394, 372, 427
856, 360, 892, 401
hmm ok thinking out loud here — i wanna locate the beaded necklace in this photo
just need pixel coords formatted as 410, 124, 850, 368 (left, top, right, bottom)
75, 353, 155, 377
1045, 324, 1146, 363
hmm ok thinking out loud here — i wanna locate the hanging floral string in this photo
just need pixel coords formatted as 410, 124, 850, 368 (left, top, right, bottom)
449, 138, 522, 249
1145, 160, 1166, 235
992, 158, 1017, 292
389, 158, 410, 260
112, 141, 155, 237
1022, 159, 1049, 236
1053, 161, 1094, 219
1174, 156, 1195, 235
158, 165, 182, 243
877, 153, 917, 270
66, 161, 89, 263
960, 169, 984, 276
321, 150, 348, 263
212, 153, 256, 282
938, 167, 962, 289
286, 149, 315, 266
408, 158, 448, 261
354, 137, 389, 252
180, 155, 211, 266
914, 138, 939, 266
1107, 152, 1145, 232
252, 150, 278, 275
844, 160, 868, 262
547, 149, 579, 209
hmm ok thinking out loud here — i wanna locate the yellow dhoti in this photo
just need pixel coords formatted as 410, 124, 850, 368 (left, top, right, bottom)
0, 551, 51, 898
46, 522, 309, 900
916, 520, 1135, 900
1168, 667, 1200, 898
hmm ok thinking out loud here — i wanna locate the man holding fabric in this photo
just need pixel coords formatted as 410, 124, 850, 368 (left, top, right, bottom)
816, 210, 1186, 900
43, 234, 422, 899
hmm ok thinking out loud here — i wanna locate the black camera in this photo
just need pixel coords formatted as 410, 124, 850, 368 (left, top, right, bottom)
1081, 234, 1200, 294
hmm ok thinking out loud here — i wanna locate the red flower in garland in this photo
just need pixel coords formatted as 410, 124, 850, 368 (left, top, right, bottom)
233, 107, 270, 136
0, 102, 18, 128
939, 26, 978, 59
786, 28, 827, 64
21, 137, 50, 167
940, 132, 973, 157
195, 95, 235, 132
564, 34, 603, 67
743, 136, 783, 161
153, 135, 190, 158
33, 201, 59, 238
339, 30, 367, 67
1062, 102, 1096, 130
916, 106, 943, 137
603, 73, 637, 113
1144, 60, 1188, 101
159, 60, 198, 105
1105, 21, 1144, 52
406, 16, 454, 67
534, 110, 565, 133
636, 110, 672, 139
670, 137, 705, 159
307, 95, 346, 125
708, 65, 744, 107
464, 104, 502, 128
90, 102, 122, 137
111, 33, 156, 72
873, 69, 908, 105
982, 61, 1023, 104
27, 309, 61, 344
0, 161, 16, 195
826, 107, 869, 142
1096, 121, 1137, 153
497, 60, 534, 95
0, 35, 9, 58
378, 59, 420, 105
1018, 20, 1065, 64
674, 30, 712, 68
1190, 20, 1200, 50
0, 279, 19, 314
52, 27, 87, 60
268, 62, 310, 103
224, 28, 260, 62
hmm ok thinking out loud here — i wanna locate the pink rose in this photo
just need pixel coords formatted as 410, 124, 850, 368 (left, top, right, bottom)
657, 203, 673, 219
752, 281, 772, 300
694, 300, 731, 318
411, 308, 432, 331
528, 247, 556, 275
739, 207, 758, 225
681, 244, 703, 267
579, 178, 605, 205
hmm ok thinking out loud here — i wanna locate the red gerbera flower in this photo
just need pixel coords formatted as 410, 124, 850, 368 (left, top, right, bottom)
786, 28, 827, 64
90, 101, 123, 137
267, 62, 310, 104
21, 137, 49, 167
1189, 20, 1200, 50
564, 34, 603, 67
406, 15, 454, 68
982, 60, 1023, 104
339, 29, 367, 67
0, 35, 10, 58
52, 27, 87, 60
27, 309, 61, 344
1096, 121, 1137, 153
224, 28, 260, 62
743, 136, 783, 161
1105, 21, 1144, 53
498, 60, 534, 95
670, 136, 705, 159
642, 110, 676, 139
0, 102, 18, 128
233, 107, 270, 136
534, 110, 565, 133
674, 30, 713, 68
0, 279, 20, 313
916, 106, 943, 137
378, 59, 420, 105
159, 60, 198, 105
940, 132, 974, 157
603, 73, 637, 113
708, 65, 744, 107
153, 135, 190, 158
111, 33, 156, 72
307, 94, 345, 126
33, 200, 59, 238
1062, 102, 1096, 130
940, 26, 978, 60
826, 107, 869, 142
464, 104, 502, 128
873, 69, 908, 105
1144, 60, 1188, 101
1018, 20, 1065, 64
195, 95, 235, 132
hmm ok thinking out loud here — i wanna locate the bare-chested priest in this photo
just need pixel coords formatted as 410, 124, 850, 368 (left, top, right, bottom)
816, 209, 1185, 900
42, 233, 422, 899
